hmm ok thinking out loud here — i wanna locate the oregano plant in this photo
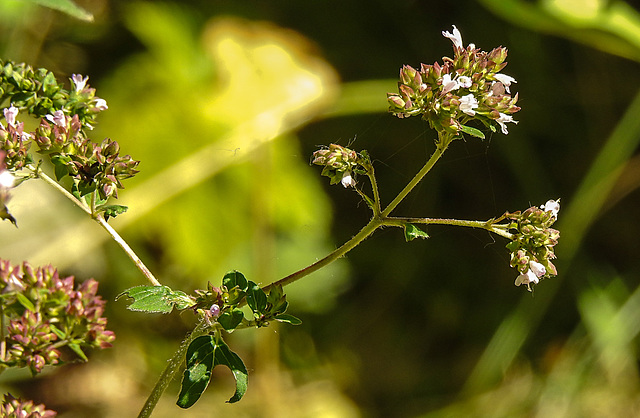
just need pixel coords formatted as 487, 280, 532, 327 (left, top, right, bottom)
0, 25, 560, 416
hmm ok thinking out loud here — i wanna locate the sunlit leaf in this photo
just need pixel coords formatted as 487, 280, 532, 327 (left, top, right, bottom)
246, 281, 267, 315
177, 335, 216, 408
116, 285, 175, 314
460, 124, 486, 139
222, 271, 248, 292
214, 341, 248, 403
177, 336, 248, 408
404, 223, 429, 241
218, 308, 244, 331
274, 314, 302, 325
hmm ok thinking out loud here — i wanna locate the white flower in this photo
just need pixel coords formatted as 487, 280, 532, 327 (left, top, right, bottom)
515, 269, 539, 290
541, 199, 560, 219
493, 73, 517, 94
46, 110, 66, 127
3, 106, 18, 127
441, 73, 460, 94
341, 171, 356, 188
496, 113, 518, 135
0, 170, 15, 188
93, 98, 108, 111
442, 25, 463, 49
458, 76, 472, 88
529, 260, 546, 278
459, 93, 478, 116
71, 74, 89, 92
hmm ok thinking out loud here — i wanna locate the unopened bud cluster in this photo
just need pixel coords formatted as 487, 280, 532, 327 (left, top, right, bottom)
387, 26, 520, 136
0, 393, 56, 417
312, 143, 362, 188
34, 112, 139, 199
505, 199, 560, 291
0, 259, 115, 375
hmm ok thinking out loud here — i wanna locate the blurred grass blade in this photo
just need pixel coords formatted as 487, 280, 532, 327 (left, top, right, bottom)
465, 86, 640, 392
27, 0, 93, 21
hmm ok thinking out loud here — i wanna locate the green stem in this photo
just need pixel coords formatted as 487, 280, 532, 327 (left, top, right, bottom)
381, 132, 453, 217
261, 217, 384, 293
94, 215, 161, 286
35, 168, 161, 286
137, 319, 211, 418
385, 216, 515, 240
261, 132, 455, 293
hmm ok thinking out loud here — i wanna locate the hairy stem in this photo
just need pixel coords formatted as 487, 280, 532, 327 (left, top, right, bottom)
385, 216, 515, 240
261, 217, 383, 294
94, 215, 161, 286
35, 169, 161, 286
137, 319, 211, 418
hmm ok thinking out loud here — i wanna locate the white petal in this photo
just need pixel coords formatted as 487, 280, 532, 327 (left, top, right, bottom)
341, 172, 356, 188
459, 93, 478, 116
529, 261, 546, 278
442, 25, 463, 49
541, 199, 560, 218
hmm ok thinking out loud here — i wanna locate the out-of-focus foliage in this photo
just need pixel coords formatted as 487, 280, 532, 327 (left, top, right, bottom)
1, 0, 640, 416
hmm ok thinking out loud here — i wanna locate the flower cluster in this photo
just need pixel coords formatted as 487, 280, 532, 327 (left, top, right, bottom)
0, 393, 56, 417
34, 112, 139, 199
1, 60, 107, 129
505, 199, 560, 291
387, 25, 520, 136
0, 259, 115, 375
312, 143, 362, 188
0, 62, 140, 209
0, 106, 32, 171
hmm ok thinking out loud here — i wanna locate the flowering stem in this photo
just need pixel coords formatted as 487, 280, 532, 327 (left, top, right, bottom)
385, 216, 515, 240
137, 319, 211, 418
34, 168, 161, 287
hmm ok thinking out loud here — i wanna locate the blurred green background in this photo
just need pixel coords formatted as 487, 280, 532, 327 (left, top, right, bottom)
2, 0, 640, 416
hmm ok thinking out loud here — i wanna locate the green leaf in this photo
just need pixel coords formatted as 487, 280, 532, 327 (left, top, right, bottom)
222, 270, 248, 292
214, 341, 248, 403
177, 335, 216, 408
116, 285, 175, 314
15, 292, 35, 312
218, 308, 244, 331
26, 0, 94, 21
460, 124, 486, 139
68, 342, 89, 362
50, 155, 71, 180
177, 336, 249, 408
97, 204, 128, 221
404, 223, 430, 241
246, 281, 267, 315
166, 290, 195, 311
274, 314, 302, 325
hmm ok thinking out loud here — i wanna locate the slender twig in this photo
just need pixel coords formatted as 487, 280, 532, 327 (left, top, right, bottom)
35, 168, 91, 215
94, 215, 161, 286
34, 168, 161, 286
261, 217, 383, 294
